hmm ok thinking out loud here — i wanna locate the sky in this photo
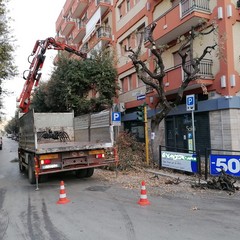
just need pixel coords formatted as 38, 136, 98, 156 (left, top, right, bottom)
2, 0, 66, 121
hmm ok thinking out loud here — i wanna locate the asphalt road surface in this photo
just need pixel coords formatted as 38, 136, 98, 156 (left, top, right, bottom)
0, 136, 239, 240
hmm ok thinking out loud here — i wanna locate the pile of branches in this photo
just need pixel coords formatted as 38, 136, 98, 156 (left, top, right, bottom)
115, 131, 147, 170
192, 169, 239, 193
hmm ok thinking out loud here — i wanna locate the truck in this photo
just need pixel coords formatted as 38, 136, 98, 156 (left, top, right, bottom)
18, 109, 117, 187
17, 38, 118, 188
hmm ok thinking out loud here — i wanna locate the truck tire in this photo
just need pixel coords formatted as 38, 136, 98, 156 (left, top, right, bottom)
19, 160, 25, 173
28, 157, 36, 184
86, 168, 94, 178
75, 169, 87, 178
19, 155, 25, 173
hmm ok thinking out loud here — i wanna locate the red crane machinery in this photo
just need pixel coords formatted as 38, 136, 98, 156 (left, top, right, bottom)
17, 37, 86, 113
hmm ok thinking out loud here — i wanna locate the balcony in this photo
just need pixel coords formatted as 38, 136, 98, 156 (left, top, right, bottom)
61, 18, 75, 36
181, 0, 210, 17
56, 10, 64, 32
55, 35, 65, 43
96, 0, 111, 17
72, 0, 88, 18
62, 0, 75, 17
184, 59, 214, 79
72, 22, 86, 44
81, 43, 89, 54
146, 59, 214, 94
97, 26, 111, 40
145, 0, 211, 45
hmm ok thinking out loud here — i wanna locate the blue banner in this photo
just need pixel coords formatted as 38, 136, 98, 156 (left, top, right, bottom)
210, 154, 240, 177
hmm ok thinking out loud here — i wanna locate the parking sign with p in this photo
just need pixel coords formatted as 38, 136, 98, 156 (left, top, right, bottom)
186, 94, 195, 111
112, 112, 121, 126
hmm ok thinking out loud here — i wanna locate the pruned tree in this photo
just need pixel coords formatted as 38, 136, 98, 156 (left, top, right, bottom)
127, 22, 217, 160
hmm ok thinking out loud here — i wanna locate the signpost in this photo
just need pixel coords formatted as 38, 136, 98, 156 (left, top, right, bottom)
186, 95, 196, 151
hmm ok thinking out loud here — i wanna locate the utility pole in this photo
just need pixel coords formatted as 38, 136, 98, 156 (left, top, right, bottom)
137, 103, 149, 165
144, 104, 149, 165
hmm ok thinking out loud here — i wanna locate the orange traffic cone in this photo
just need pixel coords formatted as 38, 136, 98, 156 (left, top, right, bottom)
137, 180, 150, 206
57, 181, 70, 204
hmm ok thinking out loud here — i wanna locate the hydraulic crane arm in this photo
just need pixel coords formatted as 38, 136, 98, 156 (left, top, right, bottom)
17, 37, 86, 113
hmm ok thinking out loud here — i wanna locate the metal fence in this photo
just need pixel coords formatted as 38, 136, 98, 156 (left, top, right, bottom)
159, 146, 240, 180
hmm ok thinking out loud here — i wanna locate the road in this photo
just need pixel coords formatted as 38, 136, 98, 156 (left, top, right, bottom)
0, 137, 239, 240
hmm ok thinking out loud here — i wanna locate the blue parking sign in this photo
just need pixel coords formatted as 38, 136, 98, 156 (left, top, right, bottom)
112, 112, 121, 126
186, 94, 195, 111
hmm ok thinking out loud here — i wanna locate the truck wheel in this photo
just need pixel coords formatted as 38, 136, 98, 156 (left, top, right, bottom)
75, 169, 87, 178
19, 155, 25, 173
19, 160, 25, 173
28, 158, 36, 184
86, 168, 94, 178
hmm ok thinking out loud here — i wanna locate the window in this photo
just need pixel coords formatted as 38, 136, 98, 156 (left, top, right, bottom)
173, 47, 190, 66
137, 75, 144, 87
119, 41, 125, 56
127, 36, 131, 49
126, 0, 130, 12
120, 78, 125, 93
118, 4, 123, 19
128, 75, 132, 90
171, 0, 181, 7
136, 24, 145, 46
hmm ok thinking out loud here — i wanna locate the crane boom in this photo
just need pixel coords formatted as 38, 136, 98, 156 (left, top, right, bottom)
17, 37, 86, 113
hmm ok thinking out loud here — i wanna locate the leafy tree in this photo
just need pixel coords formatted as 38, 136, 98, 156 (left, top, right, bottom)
31, 50, 118, 115
127, 22, 217, 160
0, 0, 17, 120
4, 110, 18, 134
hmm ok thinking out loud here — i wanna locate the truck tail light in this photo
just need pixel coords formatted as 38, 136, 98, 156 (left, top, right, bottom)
96, 153, 105, 159
41, 159, 51, 165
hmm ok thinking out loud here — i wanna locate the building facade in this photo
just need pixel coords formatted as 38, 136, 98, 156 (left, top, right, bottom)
55, 0, 240, 158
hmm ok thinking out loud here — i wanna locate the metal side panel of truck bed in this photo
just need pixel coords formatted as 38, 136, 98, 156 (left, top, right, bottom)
19, 110, 75, 152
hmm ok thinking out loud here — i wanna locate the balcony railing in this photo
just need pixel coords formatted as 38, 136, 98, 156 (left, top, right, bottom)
96, 0, 111, 4
97, 26, 111, 38
146, 58, 213, 93
81, 43, 89, 53
184, 59, 213, 79
144, 0, 210, 45
181, 0, 210, 18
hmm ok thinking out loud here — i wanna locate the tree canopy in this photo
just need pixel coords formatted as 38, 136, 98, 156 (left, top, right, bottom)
0, 0, 17, 120
31, 50, 119, 115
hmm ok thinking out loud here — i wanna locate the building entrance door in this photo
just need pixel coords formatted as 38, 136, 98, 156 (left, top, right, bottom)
165, 112, 210, 155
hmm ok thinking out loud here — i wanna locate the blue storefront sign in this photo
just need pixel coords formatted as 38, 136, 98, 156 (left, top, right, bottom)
210, 154, 240, 177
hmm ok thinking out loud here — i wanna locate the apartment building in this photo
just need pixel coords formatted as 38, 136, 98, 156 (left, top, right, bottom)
55, 0, 240, 156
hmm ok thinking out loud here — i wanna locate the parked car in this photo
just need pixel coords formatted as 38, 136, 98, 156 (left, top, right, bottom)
0, 137, 2, 150
7, 134, 12, 138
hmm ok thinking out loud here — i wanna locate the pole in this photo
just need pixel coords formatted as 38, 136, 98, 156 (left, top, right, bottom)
191, 110, 195, 151
144, 105, 149, 165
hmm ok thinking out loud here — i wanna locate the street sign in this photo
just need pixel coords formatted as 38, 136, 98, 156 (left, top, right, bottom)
137, 94, 146, 101
186, 94, 195, 111
112, 112, 121, 126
